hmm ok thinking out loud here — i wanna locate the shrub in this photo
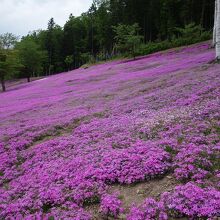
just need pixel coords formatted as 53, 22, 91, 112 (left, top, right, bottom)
136, 23, 211, 57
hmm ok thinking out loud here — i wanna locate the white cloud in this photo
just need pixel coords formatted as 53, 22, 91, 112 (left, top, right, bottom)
0, 0, 93, 37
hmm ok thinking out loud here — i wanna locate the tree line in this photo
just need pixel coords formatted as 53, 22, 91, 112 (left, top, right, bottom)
0, 0, 215, 91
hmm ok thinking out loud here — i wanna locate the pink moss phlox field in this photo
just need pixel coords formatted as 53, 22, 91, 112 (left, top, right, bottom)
100, 193, 124, 218
127, 198, 168, 220
97, 143, 171, 184
161, 183, 220, 219
0, 42, 219, 219
128, 183, 220, 220
174, 144, 219, 181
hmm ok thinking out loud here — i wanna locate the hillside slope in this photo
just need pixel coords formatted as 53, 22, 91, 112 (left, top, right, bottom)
0, 42, 219, 219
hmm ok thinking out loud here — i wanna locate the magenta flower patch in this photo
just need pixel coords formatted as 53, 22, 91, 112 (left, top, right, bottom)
0, 43, 219, 219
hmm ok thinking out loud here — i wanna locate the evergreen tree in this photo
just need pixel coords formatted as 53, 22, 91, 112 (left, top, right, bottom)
46, 18, 55, 75
113, 23, 143, 59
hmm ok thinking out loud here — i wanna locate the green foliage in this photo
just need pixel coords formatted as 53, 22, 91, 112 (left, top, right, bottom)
113, 23, 143, 59
0, 33, 20, 91
63, 15, 88, 69
0, 50, 18, 77
64, 55, 74, 71
80, 53, 94, 64
0, 48, 22, 91
177, 23, 201, 37
138, 23, 211, 57
16, 38, 47, 80
176, 23, 203, 41
49, 25, 63, 74
165, 146, 178, 157
94, 0, 113, 53
0, 33, 19, 49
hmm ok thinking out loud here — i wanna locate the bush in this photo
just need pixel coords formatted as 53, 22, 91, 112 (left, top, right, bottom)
138, 41, 172, 56
135, 23, 211, 57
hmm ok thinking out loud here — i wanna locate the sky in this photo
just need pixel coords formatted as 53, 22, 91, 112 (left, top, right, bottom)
0, 0, 93, 37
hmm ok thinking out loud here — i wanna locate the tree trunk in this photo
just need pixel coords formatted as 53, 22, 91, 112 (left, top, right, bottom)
190, 0, 194, 23
27, 76, 30, 82
48, 65, 51, 75
1, 76, 6, 92
216, 0, 220, 59
200, 0, 206, 27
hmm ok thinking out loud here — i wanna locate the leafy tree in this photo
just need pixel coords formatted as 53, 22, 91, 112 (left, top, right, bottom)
63, 15, 87, 69
0, 49, 21, 92
21, 30, 50, 76
16, 38, 46, 82
113, 23, 143, 59
0, 33, 20, 92
0, 33, 19, 49
93, 0, 112, 55
0, 50, 7, 91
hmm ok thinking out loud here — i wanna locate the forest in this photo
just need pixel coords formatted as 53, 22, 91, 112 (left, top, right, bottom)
0, 0, 215, 91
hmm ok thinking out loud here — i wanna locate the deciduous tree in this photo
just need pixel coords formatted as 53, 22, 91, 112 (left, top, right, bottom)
16, 38, 46, 82
0, 49, 21, 92
0, 33, 20, 92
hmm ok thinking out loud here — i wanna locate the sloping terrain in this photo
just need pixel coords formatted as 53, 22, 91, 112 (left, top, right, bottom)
0, 42, 219, 219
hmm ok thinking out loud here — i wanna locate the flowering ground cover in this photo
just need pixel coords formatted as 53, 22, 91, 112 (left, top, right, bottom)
0, 42, 219, 219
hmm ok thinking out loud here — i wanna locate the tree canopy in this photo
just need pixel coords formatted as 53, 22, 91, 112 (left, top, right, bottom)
16, 38, 46, 82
